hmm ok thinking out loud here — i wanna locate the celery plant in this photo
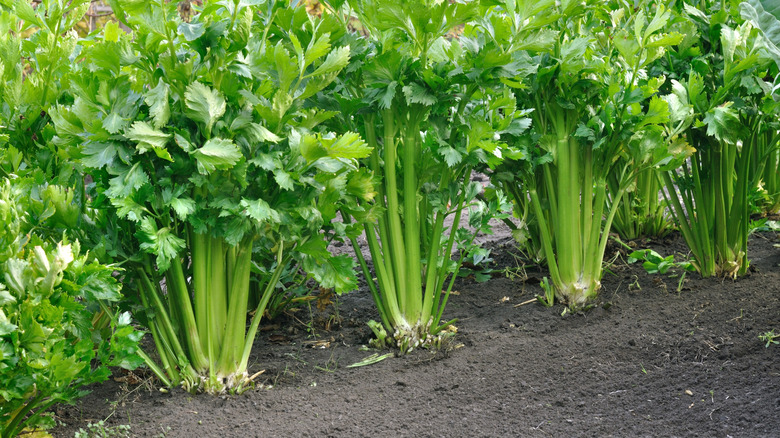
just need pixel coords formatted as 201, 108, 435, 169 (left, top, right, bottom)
741, 0, 780, 215
0, 8, 146, 420
52, 0, 371, 393
0, 179, 144, 438
658, 1, 771, 278
607, 167, 671, 241
491, 0, 685, 307
751, 143, 780, 214
0, 0, 95, 228
332, 0, 513, 352
747, 126, 780, 215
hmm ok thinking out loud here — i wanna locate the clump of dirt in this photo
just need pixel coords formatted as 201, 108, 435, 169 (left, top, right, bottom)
53, 231, 780, 437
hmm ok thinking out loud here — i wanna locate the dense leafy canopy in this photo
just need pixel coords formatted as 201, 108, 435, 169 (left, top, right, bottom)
49, 0, 375, 393
0, 178, 143, 438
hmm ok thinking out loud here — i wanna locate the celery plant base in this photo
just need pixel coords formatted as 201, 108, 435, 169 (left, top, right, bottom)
554, 278, 602, 310
369, 318, 456, 354
172, 369, 255, 395
203, 371, 253, 395
715, 249, 748, 280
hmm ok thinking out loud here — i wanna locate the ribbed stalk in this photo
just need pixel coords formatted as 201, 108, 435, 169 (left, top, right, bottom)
209, 236, 228, 350
529, 187, 562, 289
555, 135, 581, 297
401, 114, 422, 324
381, 109, 408, 320
191, 230, 211, 357
166, 256, 208, 372
215, 236, 254, 381
239, 247, 292, 373
136, 265, 200, 384
423, 171, 453, 325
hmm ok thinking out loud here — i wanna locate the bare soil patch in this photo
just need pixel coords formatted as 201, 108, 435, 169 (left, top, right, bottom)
52, 231, 780, 437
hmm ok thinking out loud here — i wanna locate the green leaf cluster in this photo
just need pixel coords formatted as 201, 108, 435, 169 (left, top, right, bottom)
322, 0, 518, 352
0, 0, 90, 182
49, 0, 374, 392
0, 178, 142, 438
654, 0, 777, 278
485, 0, 688, 307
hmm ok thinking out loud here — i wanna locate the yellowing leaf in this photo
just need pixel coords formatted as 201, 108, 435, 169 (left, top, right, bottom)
104, 20, 122, 42
19, 429, 53, 438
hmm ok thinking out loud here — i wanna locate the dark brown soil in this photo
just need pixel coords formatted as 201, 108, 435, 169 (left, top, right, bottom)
52, 231, 780, 438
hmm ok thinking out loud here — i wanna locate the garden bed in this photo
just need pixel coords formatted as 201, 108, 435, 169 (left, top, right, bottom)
53, 231, 780, 437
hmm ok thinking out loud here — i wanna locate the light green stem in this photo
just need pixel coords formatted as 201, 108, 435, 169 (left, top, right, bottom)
216, 236, 254, 378
239, 247, 292, 372
167, 257, 209, 372
402, 114, 423, 323
381, 109, 408, 317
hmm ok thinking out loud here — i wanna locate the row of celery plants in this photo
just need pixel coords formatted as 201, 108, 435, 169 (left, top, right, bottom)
490, 0, 780, 306
655, 0, 776, 278
68, 0, 780, 366
4, 0, 780, 415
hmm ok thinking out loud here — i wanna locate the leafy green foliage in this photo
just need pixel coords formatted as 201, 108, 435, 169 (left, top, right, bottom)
0, 8, 141, 435
740, 0, 780, 214
332, 0, 515, 352
742, 0, 780, 63
0, 0, 90, 182
0, 0, 119, 265
0, 179, 142, 438
490, 0, 685, 307
51, 0, 373, 393
656, 0, 773, 278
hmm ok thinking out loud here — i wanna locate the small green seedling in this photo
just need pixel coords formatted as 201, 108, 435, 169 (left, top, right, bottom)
536, 277, 555, 307
759, 330, 779, 348
74, 421, 132, 438
628, 249, 696, 291
367, 320, 389, 349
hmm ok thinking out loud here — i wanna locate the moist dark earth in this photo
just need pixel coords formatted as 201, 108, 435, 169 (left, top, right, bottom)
52, 230, 780, 438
